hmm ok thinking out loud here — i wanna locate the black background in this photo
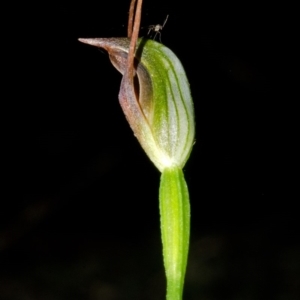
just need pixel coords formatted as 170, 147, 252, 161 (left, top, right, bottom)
1, 1, 298, 299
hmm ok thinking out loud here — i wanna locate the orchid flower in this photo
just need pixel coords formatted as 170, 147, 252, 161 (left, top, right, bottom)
79, 1, 195, 299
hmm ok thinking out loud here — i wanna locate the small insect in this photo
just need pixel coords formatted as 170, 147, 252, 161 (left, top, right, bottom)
147, 15, 169, 42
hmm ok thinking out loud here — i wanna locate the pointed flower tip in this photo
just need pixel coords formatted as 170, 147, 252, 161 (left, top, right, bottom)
78, 38, 102, 47
78, 38, 88, 44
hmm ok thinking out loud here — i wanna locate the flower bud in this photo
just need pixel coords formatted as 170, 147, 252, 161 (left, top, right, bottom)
79, 38, 195, 172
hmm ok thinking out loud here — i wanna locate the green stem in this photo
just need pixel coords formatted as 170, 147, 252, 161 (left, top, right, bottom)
159, 167, 190, 300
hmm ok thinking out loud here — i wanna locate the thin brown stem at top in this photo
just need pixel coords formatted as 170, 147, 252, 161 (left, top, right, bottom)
127, 0, 143, 80
127, 0, 137, 38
